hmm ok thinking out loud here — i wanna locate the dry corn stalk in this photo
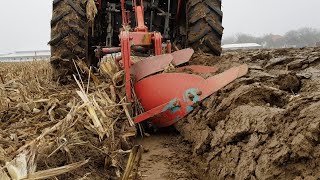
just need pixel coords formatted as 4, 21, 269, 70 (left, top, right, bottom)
26, 159, 89, 180
5, 153, 27, 180
86, 0, 98, 36
76, 60, 101, 86
100, 59, 119, 80
1, 60, 136, 179
0, 168, 10, 180
75, 76, 106, 139
86, 0, 97, 23
122, 145, 142, 180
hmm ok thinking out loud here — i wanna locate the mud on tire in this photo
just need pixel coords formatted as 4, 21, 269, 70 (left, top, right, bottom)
49, 0, 88, 82
187, 0, 223, 55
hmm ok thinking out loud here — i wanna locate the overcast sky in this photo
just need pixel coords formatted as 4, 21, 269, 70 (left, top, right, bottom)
0, 0, 320, 52
223, 0, 320, 37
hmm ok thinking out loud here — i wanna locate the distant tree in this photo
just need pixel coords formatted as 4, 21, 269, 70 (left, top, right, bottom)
284, 27, 320, 47
222, 33, 260, 44
260, 34, 286, 48
223, 27, 320, 48
236, 33, 257, 43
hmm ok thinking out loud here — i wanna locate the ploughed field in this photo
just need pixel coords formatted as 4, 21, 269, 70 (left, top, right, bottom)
1, 47, 320, 179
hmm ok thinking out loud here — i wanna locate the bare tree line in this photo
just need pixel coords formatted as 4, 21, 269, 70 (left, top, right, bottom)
223, 27, 320, 48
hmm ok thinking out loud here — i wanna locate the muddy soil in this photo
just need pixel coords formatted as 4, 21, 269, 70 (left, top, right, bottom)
136, 129, 197, 180
172, 47, 320, 179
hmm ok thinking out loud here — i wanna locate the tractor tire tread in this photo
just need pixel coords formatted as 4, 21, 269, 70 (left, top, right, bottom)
53, 0, 63, 6
48, 32, 69, 46
66, 0, 86, 17
50, 0, 88, 82
187, 0, 223, 55
51, 10, 71, 26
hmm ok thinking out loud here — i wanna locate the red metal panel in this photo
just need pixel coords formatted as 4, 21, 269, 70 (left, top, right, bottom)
130, 54, 173, 81
171, 48, 194, 65
134, 6, 148, 32
199, 64, 248, 97
130, 49, 196, 81
153, 32, 162, 55
121, 0, 128, 25
120, 31, 133, 101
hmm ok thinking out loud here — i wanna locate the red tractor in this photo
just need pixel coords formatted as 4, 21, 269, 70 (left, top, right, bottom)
49, 0, 247, 127
50, 0, 223, 75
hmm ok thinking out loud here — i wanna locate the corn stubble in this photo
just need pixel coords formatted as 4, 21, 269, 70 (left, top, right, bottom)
0, 59, 137, 179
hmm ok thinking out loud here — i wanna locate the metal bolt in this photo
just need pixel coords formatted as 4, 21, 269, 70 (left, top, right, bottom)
197, 91, 202, 96
188, 93, 194, 100
173, 101, 180, 107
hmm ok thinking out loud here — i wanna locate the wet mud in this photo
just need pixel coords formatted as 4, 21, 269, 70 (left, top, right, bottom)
173, 47, 320, 179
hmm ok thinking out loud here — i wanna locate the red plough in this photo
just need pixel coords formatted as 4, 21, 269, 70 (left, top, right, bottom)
101, 0, 248, 127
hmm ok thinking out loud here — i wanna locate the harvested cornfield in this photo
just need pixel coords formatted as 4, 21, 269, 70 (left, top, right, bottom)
1, 47, 320, 180
0, 60, 137, 179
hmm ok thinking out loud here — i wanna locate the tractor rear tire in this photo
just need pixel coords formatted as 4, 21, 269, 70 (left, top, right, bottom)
49, 0, 88, 82
187, 0, 223, 55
